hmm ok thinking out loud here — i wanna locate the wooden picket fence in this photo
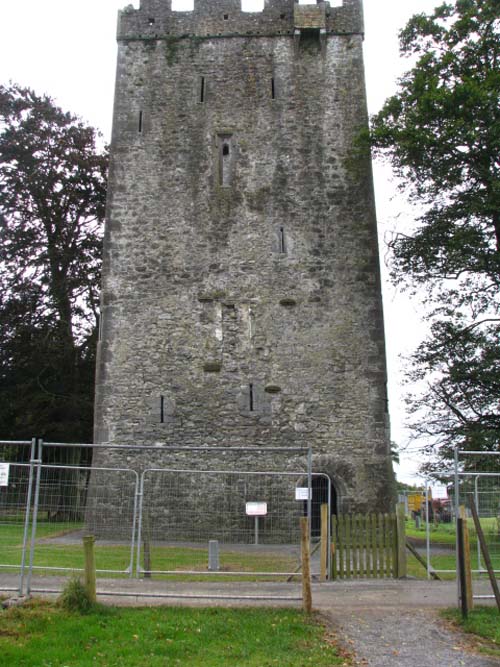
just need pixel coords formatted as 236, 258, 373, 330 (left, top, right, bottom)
331, 513, 401, 579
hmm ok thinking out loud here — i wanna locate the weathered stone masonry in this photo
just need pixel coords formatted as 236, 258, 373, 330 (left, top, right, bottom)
94, 0, 396, 513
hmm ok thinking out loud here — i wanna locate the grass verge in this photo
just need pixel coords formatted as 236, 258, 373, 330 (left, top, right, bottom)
0, 522, 296, 580
406, 517, 500, 547
406, 552, 457, 580
441, 607, 500, 658
0, 599, 351, 666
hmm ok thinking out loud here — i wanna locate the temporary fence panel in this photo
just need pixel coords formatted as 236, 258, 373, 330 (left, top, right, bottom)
26, 464, 139, 593
454, 469, 500, 606
0, 441, 314, 602
136, 469, 329, 580
455, 473, 500, 576
0, 441, 36, 593
421, 476, 457, 579
331, 513, 397, 579
420, 452, 500, 607
422, 475, 497, 580
424, 472, 500, 575
454, 453, 500, 606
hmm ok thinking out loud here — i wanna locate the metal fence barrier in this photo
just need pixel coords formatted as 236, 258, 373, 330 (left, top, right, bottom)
0, 440, 35, 593
0, 440, 315, 602
136, 469, 331, 579
419, 449, 500, 605
26, 465, 139, 595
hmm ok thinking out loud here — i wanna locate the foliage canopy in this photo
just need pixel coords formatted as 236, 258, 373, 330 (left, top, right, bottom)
0, 84, 107, 442
370, 0, 500, 470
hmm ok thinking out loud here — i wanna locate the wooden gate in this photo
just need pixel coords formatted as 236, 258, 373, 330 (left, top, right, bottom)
331, 513, 400, 579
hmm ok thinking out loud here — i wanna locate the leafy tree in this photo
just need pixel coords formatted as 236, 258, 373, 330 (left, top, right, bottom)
396, 480, 423, 493
0, 84, 107, 444
405, 318, 500, 474
370, 0, 500, 470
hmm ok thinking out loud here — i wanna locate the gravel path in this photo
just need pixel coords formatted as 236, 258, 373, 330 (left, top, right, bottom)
326, 607, 500, 667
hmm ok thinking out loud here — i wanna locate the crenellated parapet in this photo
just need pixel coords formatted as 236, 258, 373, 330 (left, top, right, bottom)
118, 0, 364, 41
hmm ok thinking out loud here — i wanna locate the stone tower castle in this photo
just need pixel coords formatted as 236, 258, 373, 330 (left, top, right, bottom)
94, 0, 395, 513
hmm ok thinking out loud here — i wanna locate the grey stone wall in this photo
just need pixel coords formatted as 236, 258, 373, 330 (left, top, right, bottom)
94, 0, 395, 515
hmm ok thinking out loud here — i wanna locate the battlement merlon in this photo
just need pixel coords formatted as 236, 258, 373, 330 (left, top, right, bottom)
118, 1, 364, 41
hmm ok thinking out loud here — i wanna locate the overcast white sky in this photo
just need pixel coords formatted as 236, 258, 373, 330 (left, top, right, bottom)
0, 0, 441, 484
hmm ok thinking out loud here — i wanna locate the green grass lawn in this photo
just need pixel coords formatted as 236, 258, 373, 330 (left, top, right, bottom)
146, 546, 296, 579
406, 553, 456, 579
406, 517, 500, 546
406, 547, 500, 580
0, 522, 297, 581
0, 600, 350, 667
442, 607, 500, 658
405, 517, 500, 579
406, 519, 458, 545
3, 518, 500, 583
0, 521, 133, 573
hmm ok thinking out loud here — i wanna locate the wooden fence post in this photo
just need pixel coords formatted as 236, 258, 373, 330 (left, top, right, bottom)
300, 517, 312, 614
320, 504, 328, 581
378, 513, 384, 578
351, 515, 357, 578
83, 535, 97, 603
364, 514, 370, 578
331, 515, 337, 580
392, 513, 399, 578
345, 515, 351, 579
457, 517, 469, 619
396, 503, 407, 578
384, 514, 391, 578
459, 506, 473, 611
338, 515, 344, 579
371, 514, 378, 578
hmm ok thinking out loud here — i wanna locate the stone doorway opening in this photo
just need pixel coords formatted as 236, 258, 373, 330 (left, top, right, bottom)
311, 475, 337, 538
297, 474, 336, 538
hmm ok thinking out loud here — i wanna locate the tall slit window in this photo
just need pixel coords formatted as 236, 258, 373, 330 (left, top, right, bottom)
279, 226, 286, 254
218, 134, 233, 187
138, 110, 143, 134
199, 76, 205, 103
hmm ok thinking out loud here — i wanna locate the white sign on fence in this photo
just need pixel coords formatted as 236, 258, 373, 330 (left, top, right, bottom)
432, 485, 448, 499
245, 502, 267, 516
0, 463, 10, 487
295, 487, 311, 501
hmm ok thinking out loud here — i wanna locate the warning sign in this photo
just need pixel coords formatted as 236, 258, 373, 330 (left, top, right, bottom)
246, 502, 267, 516
0, 463, 9, 487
